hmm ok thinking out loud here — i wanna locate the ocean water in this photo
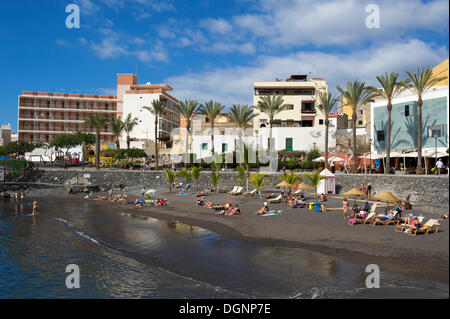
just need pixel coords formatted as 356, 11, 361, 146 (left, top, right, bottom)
0, 198, 447, 299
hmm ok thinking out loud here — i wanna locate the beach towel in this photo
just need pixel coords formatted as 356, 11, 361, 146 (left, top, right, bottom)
261, 210, 283, 216
177, 193, 190, 196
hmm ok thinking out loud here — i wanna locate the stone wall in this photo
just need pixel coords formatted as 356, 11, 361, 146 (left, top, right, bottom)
12, 169, 449, 207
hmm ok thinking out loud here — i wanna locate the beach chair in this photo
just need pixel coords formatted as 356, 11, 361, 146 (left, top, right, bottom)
395, 216, 424, 232
370, 203, 378, 214
243, 189, 257, 196
228, 186, 238, 195
370, 211, 398, 226
348, 212, 376, 225
407, 219, 439, 236
267, 194, 283, 204
383, 211, 402, 226
232, 187, 244, 196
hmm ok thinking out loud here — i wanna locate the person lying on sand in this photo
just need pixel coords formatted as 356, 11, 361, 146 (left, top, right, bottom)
94, 196, 106, 200
263, 193, 275, 199
204, 200, 213, 208
196, 196, 205, 206
256, 202, 269, 215
217, 205, 233, 215
196, 191, 207, 197
228, 204, 241, 215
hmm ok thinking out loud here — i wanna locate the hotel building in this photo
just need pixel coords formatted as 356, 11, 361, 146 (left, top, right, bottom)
17, 74, 179, 155
252, 75, 336, 152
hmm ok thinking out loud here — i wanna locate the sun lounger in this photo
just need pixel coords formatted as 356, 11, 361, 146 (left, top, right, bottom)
395, 216, 424, 232
231, 187, 244, 196
228, 186, 238, 195
370, 211, 398, 226
370, 203, 378, 214
407, 219, 439, 236
348, 212, 376, 225
243, 189, 257, 196
267, 194, 283, 204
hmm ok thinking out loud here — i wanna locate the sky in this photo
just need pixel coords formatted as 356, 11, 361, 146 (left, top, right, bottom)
0, 0, 448, 132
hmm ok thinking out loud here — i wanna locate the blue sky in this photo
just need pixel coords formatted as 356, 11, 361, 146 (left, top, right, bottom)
0, 0, 448, 132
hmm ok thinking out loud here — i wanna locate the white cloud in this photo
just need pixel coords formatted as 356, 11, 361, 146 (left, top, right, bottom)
164, 39, 448, 107
199, 18, 233, 34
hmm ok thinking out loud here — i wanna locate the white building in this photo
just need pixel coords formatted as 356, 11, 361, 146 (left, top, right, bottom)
116, 74, 180, 155
253, 75, 335, 152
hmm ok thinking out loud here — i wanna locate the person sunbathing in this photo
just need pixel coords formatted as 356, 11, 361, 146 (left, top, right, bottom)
319, 193, 327, 202
263, 192, 275, 199
373, 211, 394, 222
196, 196, 205, 206
94, 195, 106, 200
204, 200, 213, 208
228, 205, 241, 215
217, 205, 233, 215
256, 202, 269, 215
196, 191, 207, 197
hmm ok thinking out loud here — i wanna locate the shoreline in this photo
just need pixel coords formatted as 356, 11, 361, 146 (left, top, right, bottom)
55, 191, 449, 285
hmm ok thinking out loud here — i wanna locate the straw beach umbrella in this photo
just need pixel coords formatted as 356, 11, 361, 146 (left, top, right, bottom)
294, 182, 313, 190
343, 188, 366, 197
372, 190, 400, 203
276, 180, 294, 188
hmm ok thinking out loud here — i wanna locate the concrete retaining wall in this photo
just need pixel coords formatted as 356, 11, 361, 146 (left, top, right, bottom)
7, 169, 448, 207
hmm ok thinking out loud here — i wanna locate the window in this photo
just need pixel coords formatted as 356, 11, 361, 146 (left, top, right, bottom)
404, 105, 409, 117
427, 125, 441, 138
358, 109, 364, 115
358, 120, 363, 126
285, 138, 293, 151
377, 130, 385, 141
286, 104, 294, 110
222, 143, 228, 153
300, 120, 313, 127
201, 143, 208, 151
319, 119, 324, 125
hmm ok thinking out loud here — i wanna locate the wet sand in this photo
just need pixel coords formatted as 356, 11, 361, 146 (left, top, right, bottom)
62, 186, 449, 286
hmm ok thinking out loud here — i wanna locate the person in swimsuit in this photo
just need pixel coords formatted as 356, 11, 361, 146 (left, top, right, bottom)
32, 200, 38, 215
342, 198, 349, 219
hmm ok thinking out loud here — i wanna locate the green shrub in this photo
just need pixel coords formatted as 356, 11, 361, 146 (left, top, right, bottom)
300, 160, 316, 169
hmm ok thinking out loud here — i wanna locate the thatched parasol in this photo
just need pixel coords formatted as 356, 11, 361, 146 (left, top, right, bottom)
294, 182, 313, 190
372, 191, 400, 203
343, 188, 366, 197
276, 181, 294, 188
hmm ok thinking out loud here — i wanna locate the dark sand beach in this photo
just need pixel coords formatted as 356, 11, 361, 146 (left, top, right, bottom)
76, 187, 449, 284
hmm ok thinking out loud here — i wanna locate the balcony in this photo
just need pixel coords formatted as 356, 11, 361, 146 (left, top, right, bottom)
300, 108, 316, 114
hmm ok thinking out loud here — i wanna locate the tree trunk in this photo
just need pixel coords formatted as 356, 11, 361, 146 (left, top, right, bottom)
325, 118, 329, 170
211, 123, 215, 156
185, 122, 190, 167
385, 102, 392, 174
416, 98, 423, 174
155, 117, 159, 170
116, 138, 120, 150
95, 132, 100, 170
269, 120, 274, 171
352, 113, 357, 173
127, 135, 130, 149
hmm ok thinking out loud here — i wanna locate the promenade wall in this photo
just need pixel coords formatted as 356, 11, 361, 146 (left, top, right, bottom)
19, 169, 449, 207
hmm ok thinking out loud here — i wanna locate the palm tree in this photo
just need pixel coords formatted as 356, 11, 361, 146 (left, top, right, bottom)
278, 169, 302, 194
254, 94, 289, 171
236, 165, 246, 186
191, 166, 202, 190
123, 113, 139, 150
198, 101, 225, 155
315, 91, 338, 170
142, 99, 167, 171
228, 104, 257, 163
250, 173, 269, 198
164, 168, 176, 192
111, 116, 124, 150
370, 73, 410, 173
176, 167, 192, 185
336, 81, 377, 173
302, 169, 326, 197
406, 67, 447, 174
176, 99, 199, 166
84, 113, 110, 170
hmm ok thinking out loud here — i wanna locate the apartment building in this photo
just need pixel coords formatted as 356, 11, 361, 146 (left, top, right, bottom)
17, 74, 179, 154
17, 92, 117, 143
252, 75, 335, 152
0, 124, 13, 146
117, 74, 180, 152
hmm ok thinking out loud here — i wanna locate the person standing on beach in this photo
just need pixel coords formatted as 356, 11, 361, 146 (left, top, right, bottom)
32, 200, 38, 215
342, 198, 349, 219
108, 189, 113, 201
367, 183, 372, 198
